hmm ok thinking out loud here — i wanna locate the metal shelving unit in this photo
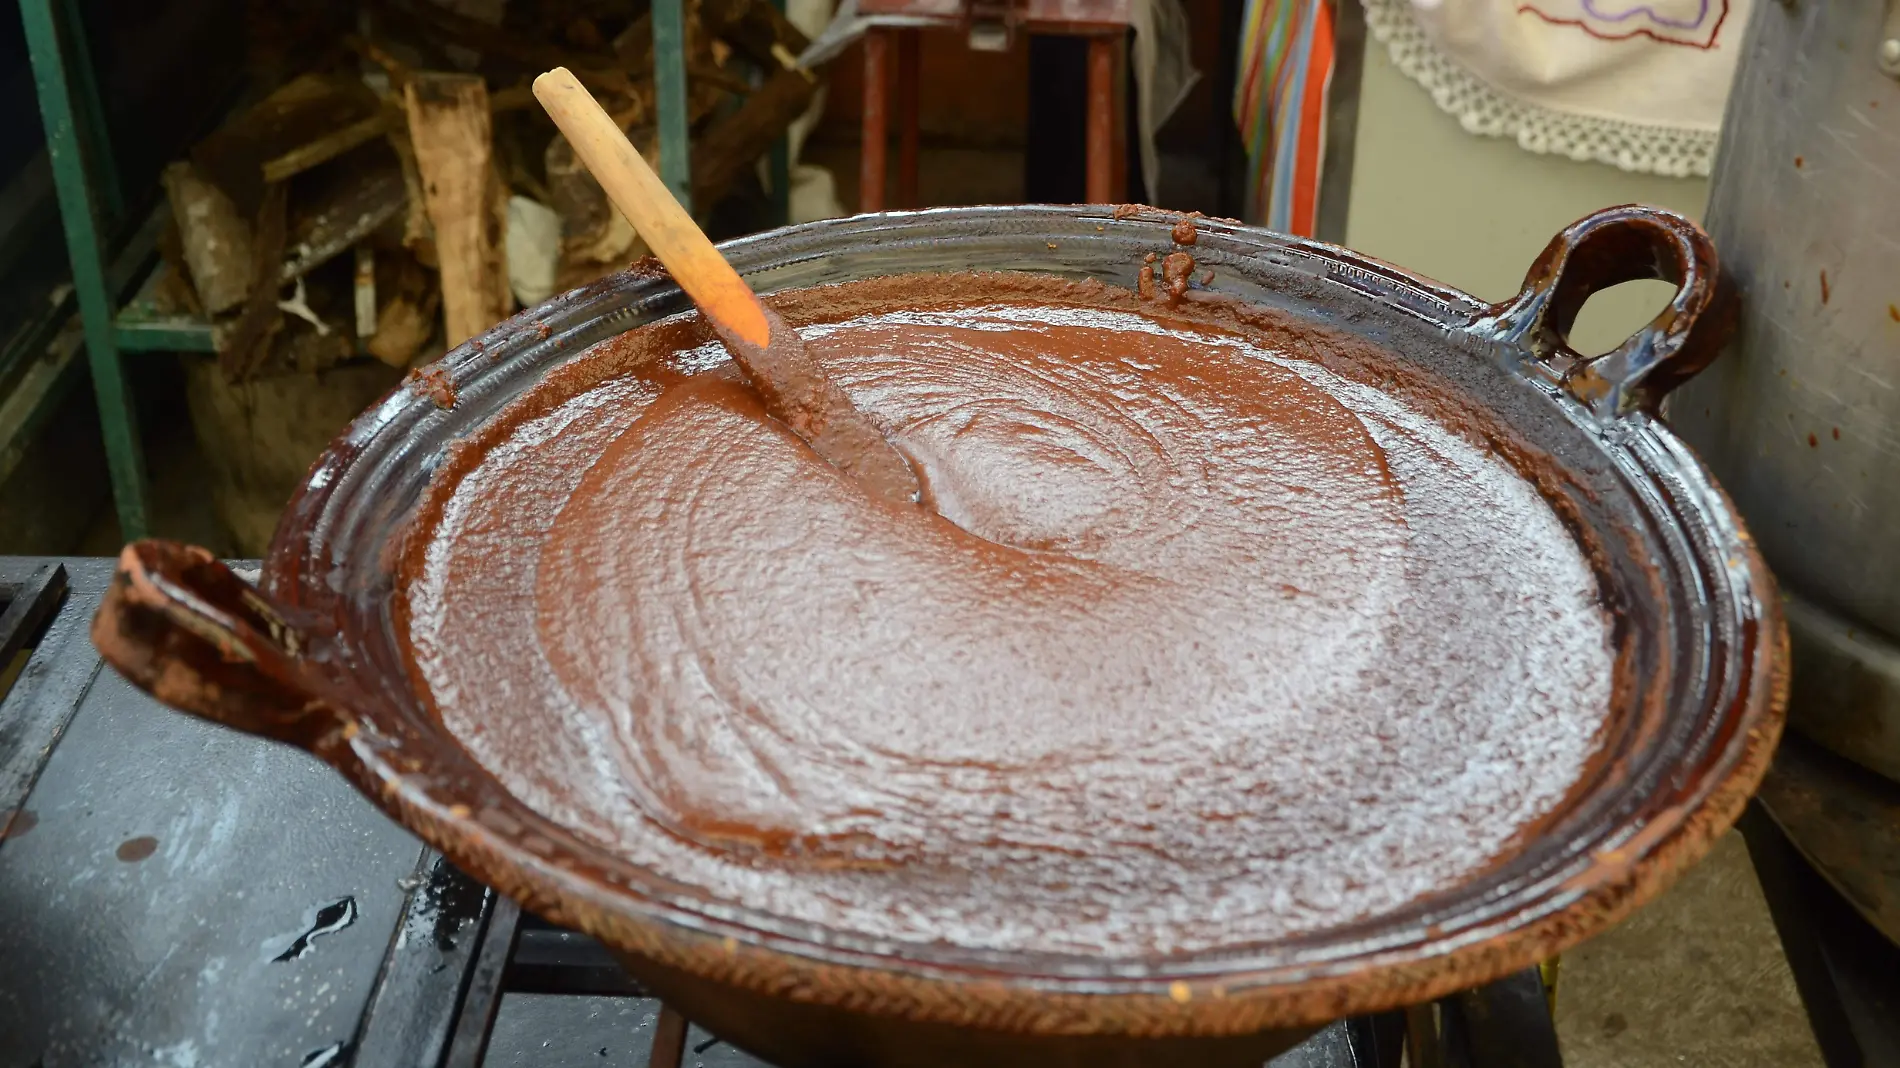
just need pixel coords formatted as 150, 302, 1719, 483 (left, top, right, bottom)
17, 0, 204, 539
13, 0, 723, 541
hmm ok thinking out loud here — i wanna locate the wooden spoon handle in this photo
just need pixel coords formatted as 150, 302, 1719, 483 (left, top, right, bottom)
532, 67, 769, 349
534, 67, 922, 508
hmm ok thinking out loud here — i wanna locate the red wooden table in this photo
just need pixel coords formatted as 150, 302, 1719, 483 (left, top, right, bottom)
856, 0, 1132, 210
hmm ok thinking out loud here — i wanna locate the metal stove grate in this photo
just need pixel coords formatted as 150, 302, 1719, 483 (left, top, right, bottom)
366, 859, 1432, 1067
0, 557, 1891, 1067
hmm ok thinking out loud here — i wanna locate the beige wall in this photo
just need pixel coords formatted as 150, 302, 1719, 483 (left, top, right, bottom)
1344, 41, 1710, 356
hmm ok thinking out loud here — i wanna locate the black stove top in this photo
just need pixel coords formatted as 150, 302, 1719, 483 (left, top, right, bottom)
0, 558, 1889, 1068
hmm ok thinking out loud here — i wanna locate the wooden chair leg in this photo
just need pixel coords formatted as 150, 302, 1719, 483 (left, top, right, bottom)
860, 28, 892, 213
648, 1004, 689, 1068
1085, 33, 1116, 205
1110, 32, 1129, 202
896, 28, 921, 209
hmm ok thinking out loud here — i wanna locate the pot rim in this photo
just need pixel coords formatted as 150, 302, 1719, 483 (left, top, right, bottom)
111, 204, 1790, 1036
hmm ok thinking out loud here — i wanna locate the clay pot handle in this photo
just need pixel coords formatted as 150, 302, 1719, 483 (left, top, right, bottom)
92, 541, 336, 750
1475, 204, 1736, 418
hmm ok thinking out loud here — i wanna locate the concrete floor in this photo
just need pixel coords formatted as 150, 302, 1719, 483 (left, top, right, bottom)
1555, 833, 1824, 1067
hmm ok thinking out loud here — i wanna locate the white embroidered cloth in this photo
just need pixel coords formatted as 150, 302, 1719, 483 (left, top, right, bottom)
1362, 0, 1749, 176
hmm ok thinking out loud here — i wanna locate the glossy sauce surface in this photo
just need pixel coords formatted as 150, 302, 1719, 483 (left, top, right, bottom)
401, 275, 1614, 958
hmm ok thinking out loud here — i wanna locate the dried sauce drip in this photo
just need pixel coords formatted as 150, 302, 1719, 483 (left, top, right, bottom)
626, 255, 669, 281
1, 810, 36, 840
402, 273, 1614, 959
1171, 214, 1200, 245
407, 365, 457, 409
1162, 251, 1196, 301
1137, 265, 1157, 300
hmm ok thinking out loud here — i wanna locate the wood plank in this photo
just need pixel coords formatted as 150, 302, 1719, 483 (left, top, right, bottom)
372, 0, 633, 96
1553, 832, 1824, 1068
699, 0, 815, 70
404, 74, 511, 348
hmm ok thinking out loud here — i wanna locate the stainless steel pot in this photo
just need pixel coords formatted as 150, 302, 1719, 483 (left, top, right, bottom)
1669, 0, 1900, 782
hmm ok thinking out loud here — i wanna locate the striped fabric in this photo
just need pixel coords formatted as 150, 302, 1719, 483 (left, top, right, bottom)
1233, 0, 1337, 236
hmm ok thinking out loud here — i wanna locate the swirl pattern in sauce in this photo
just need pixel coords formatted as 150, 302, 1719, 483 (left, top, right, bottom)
401, 276, 1613, 958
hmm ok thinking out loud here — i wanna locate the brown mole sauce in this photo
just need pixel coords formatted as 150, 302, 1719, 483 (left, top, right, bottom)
400, 273, 1614, 958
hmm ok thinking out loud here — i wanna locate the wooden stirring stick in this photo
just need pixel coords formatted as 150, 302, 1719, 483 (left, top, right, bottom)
533, 67, 922, 507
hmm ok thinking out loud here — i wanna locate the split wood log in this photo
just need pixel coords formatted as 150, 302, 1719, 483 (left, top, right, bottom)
193, 74, 382, 214
384, 126, 437, 268
372, 0, 634, 96
279, 146, 408, 283
365, 246, 440, 369
260, 113, 389, 184
162, 162, 255, 316
220, 183, 291, 380
699, 0, 814, 71
354, 245, 378, 340
344, 33, 416, 91
403, 73, 512, 347
690, 65, 816, 208
547, 108, 654, 269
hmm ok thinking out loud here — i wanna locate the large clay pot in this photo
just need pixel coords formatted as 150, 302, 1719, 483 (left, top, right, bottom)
91, 205, 1784, 1068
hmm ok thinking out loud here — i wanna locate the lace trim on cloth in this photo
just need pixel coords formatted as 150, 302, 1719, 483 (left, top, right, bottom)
1360, 0, 1717, 177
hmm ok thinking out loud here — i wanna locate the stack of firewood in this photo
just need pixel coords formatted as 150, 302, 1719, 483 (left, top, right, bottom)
160, 0, 819, 382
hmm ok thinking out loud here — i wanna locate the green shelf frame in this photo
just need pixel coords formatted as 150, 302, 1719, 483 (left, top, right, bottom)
769, 0, 791, 224
114, 264, 218, 355
21, 0, 152, 537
